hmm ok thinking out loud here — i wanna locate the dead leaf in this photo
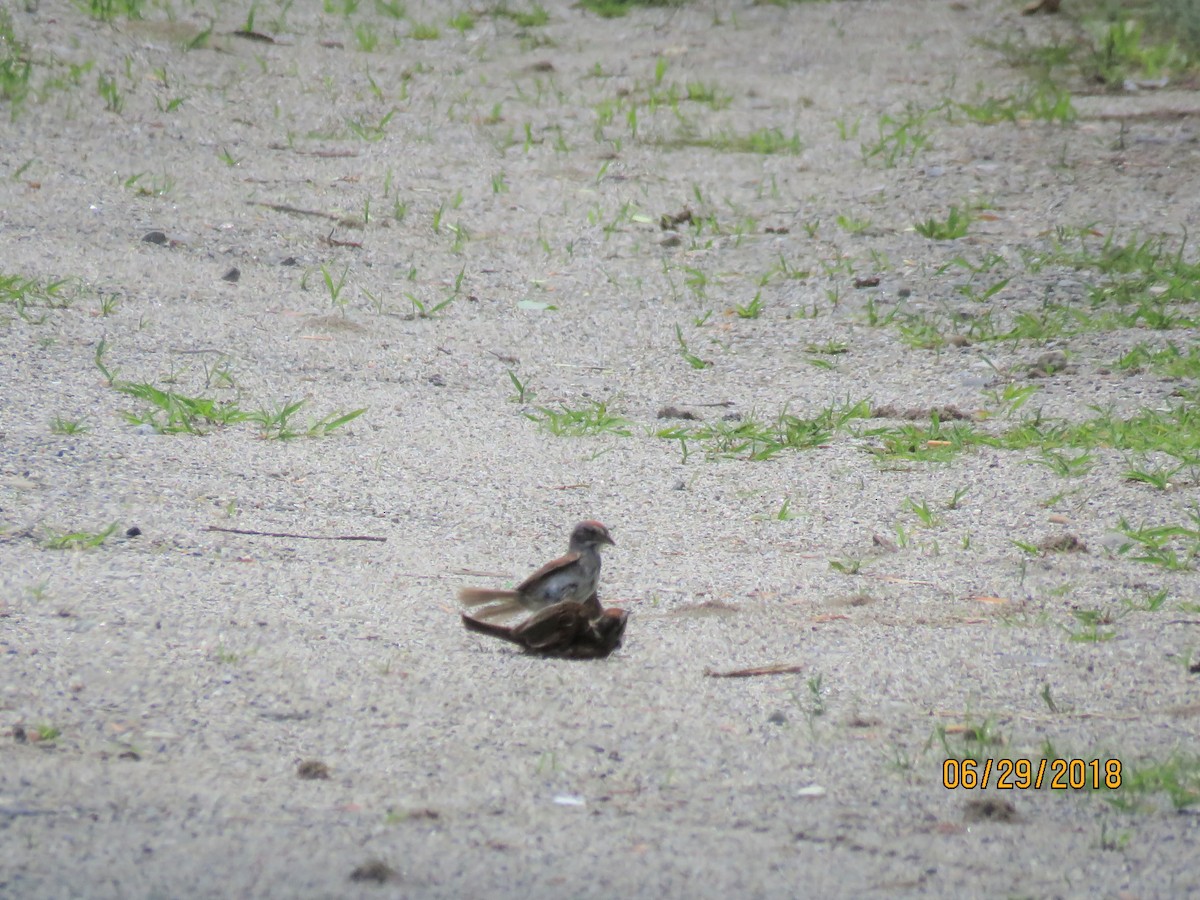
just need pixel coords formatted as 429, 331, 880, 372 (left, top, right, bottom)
1021, 0, 1060, 14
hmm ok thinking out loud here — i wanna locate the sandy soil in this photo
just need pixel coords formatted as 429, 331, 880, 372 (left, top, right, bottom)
2, 0, 1199, 896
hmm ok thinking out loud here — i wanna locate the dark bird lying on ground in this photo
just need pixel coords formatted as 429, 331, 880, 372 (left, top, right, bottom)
461, 600, 628, 659
458, 520, 615, 621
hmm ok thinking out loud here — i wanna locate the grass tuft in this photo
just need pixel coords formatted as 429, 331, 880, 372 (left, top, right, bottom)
526, 400, 631, 437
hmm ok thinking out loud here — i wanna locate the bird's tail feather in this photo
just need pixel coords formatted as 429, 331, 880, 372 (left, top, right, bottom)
461, 613, 521, 645
458, 587, 519, 605
457, 588, 524, 621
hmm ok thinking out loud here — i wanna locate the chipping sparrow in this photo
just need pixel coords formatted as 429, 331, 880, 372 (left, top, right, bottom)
458, 520, 615, 621
461, 601, 629, 659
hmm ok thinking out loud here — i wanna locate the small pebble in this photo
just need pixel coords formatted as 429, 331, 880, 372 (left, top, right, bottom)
297, 759, 331, 780
964, 798, 1018, 823
657, 405, 697, 420
349, 860, 396, 883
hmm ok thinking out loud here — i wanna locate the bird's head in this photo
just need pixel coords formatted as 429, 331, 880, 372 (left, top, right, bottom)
570, 520, 615, 550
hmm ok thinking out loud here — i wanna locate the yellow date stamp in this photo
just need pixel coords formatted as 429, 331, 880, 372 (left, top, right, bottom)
943, 758, 1123, 790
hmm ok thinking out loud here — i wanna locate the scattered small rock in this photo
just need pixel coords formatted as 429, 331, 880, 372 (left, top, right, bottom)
1037, 534, 1088, 554
872, 404, 971, 421
221, 267, 240, 283
660, 207, 693, 230
141, 230, 168, 245
767, 711, 787, 725
853, 275, 881, 289
846, 714, 881, 728
280, 257, 299, 266
872, 533, 899, 553
832, 593, 876, 608
657, 405, 698, 420
350, 859, 397, 884
764, 225, 790, 234
297, 759, 331, 780
660, 233, 682, 248
1021, 0, 1060, 14
963, 798, 1019, 823
1028, 350, 1068, 378
261, 710, 311, 722
119, 750, 141, 761
13, 725, 26, 743
528, 60, 555, 72
427, 374, 446, 387
125, 526, 142, 538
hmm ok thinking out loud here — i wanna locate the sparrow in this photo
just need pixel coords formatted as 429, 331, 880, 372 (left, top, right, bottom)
461, 601, 629, 659
458, 520, 615, 621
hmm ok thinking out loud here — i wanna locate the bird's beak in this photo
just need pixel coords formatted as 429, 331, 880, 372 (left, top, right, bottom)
604, 533, 616, 546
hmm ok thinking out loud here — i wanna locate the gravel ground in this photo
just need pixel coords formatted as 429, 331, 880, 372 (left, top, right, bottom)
2, 0, 1199, 897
